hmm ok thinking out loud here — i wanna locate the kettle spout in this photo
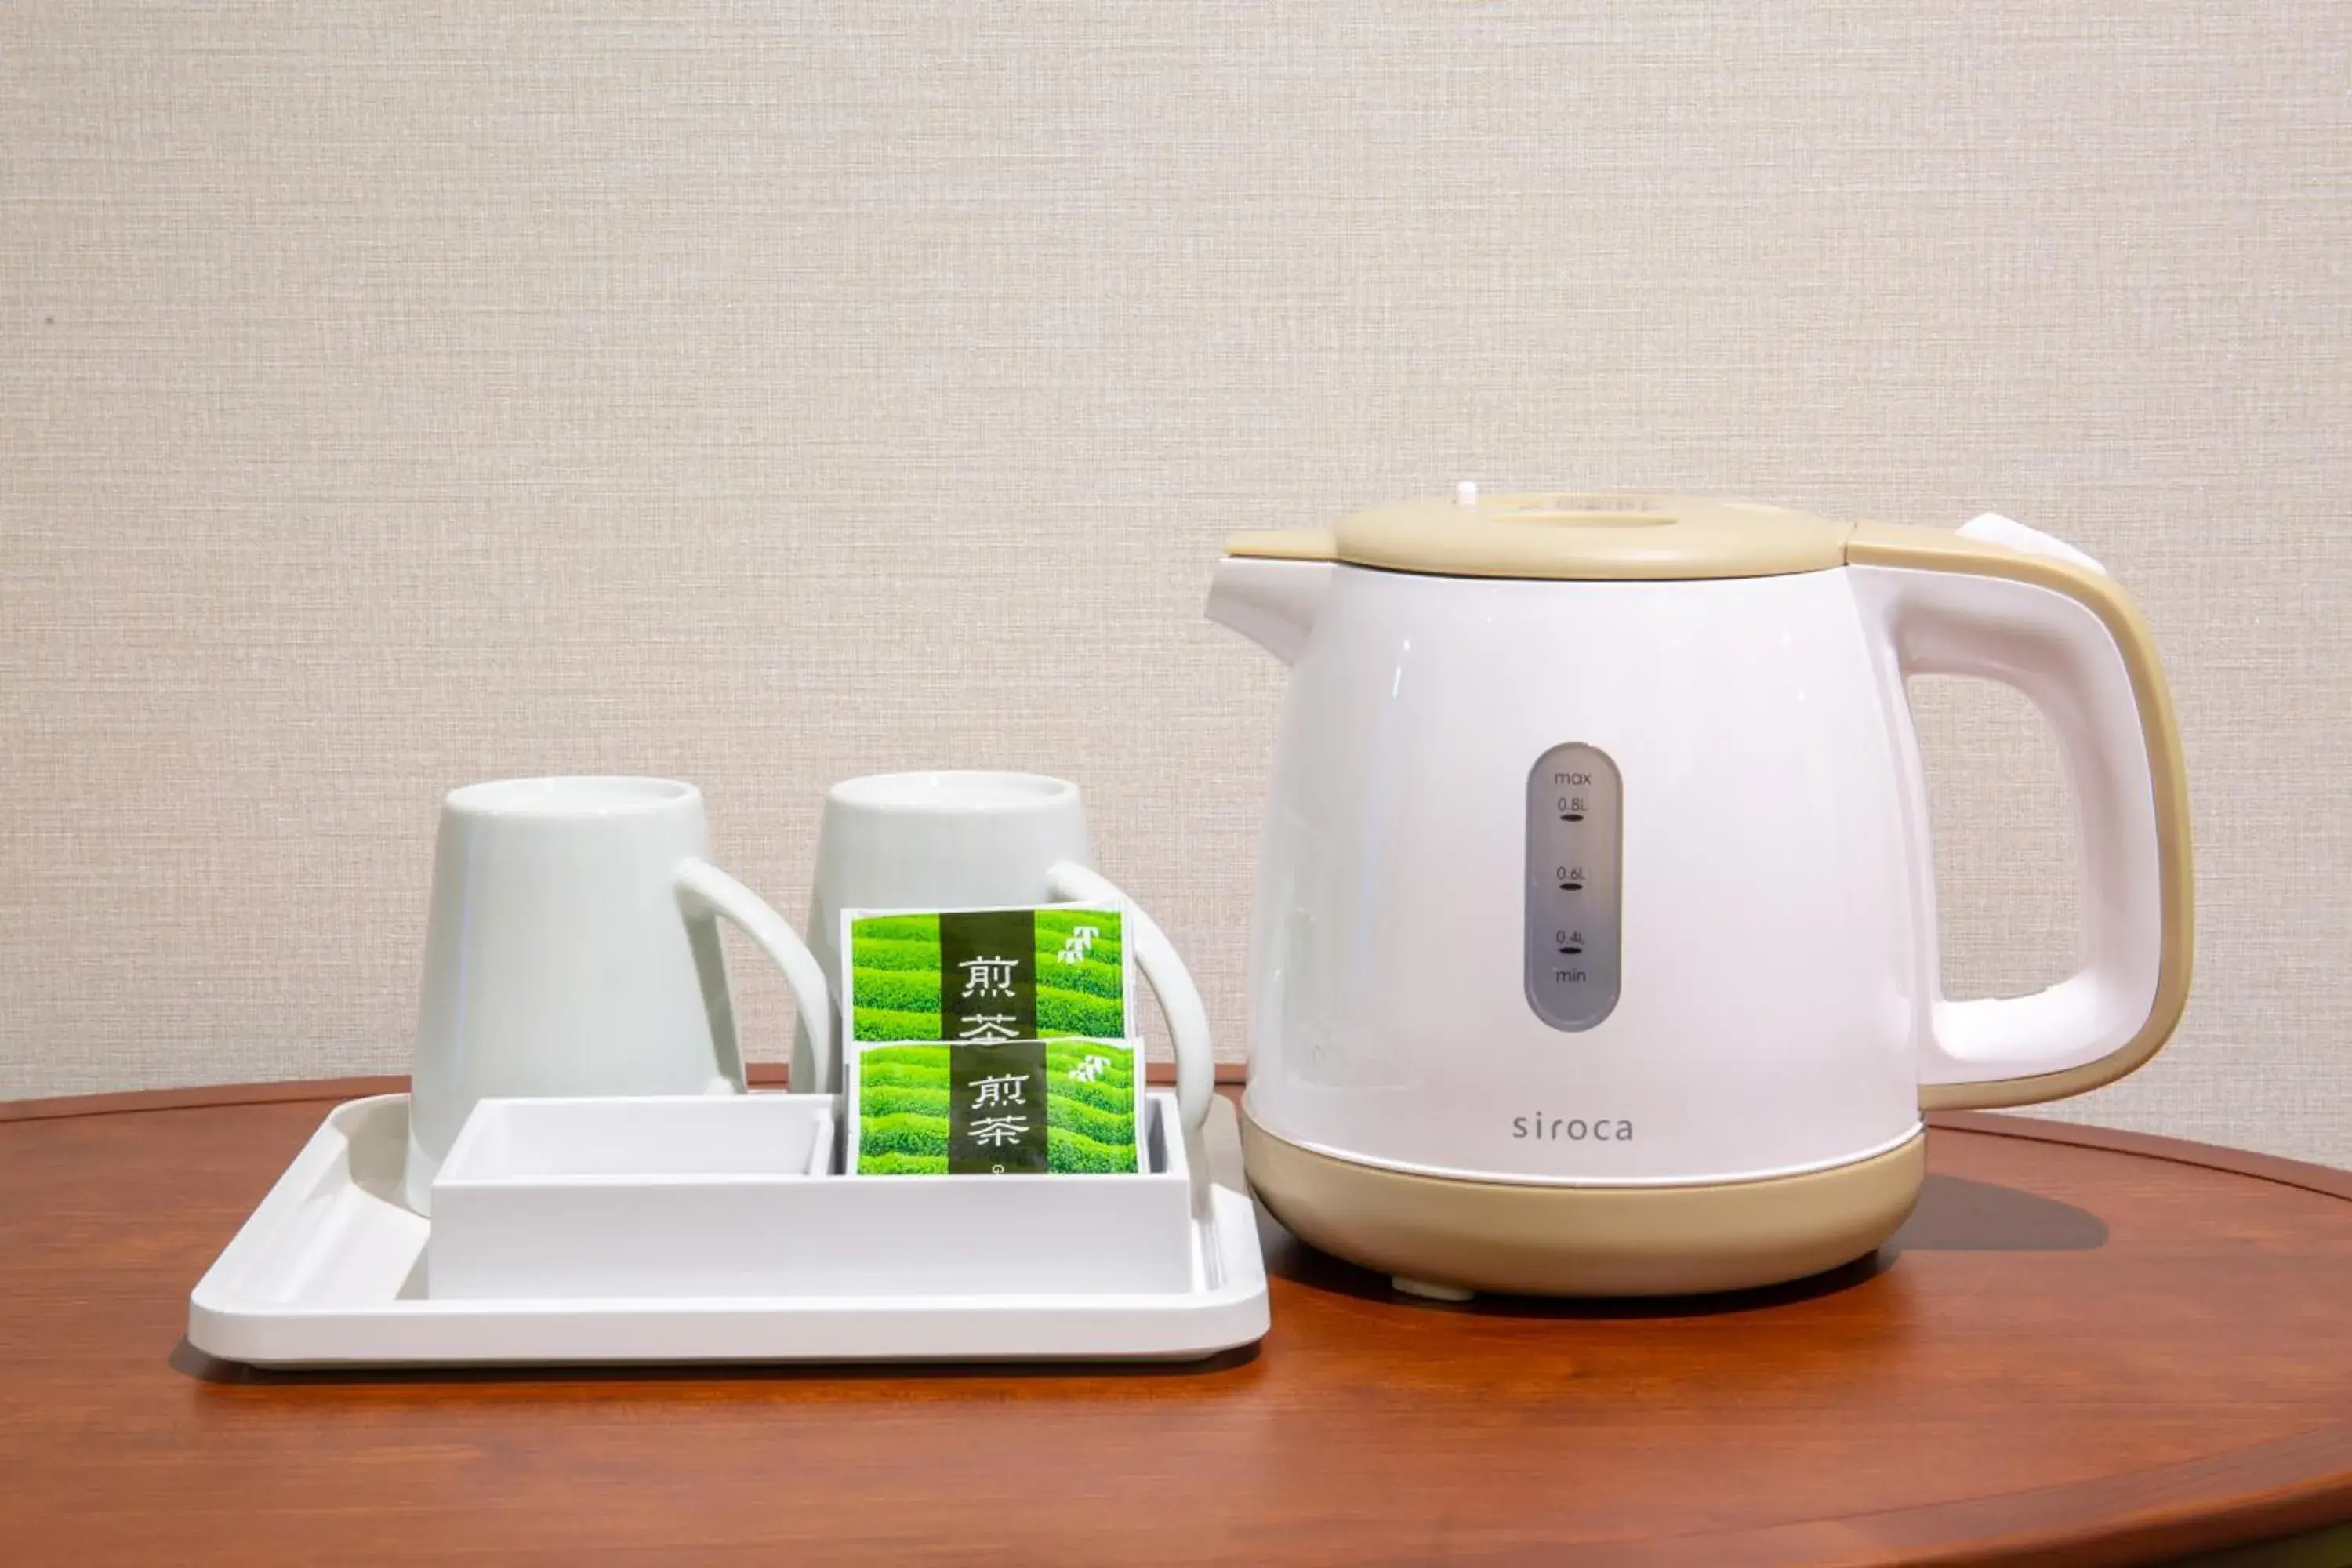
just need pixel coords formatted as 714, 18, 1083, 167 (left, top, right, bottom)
1205, 532, 1338, 666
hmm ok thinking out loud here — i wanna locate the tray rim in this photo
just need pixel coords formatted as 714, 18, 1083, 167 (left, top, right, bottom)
186, 1089, 1270, 1367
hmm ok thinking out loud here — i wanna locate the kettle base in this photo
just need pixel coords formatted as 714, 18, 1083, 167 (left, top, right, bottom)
1241, 1111, 1926, 1298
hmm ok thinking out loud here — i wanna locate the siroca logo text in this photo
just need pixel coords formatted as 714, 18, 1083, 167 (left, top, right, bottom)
1512, 1114, 1633, 1142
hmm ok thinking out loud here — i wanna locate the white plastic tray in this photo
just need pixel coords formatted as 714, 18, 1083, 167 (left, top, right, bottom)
187, 1091, 1269, 1367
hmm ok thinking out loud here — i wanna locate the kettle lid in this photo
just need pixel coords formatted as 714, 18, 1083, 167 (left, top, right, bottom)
1231, 492, 1855, 580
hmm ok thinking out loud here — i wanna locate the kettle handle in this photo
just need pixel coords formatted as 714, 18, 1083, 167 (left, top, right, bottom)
1849, 521, 2193, 1110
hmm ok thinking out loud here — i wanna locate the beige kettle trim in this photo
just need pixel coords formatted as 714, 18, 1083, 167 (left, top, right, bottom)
1243, 1112, 1927, 1298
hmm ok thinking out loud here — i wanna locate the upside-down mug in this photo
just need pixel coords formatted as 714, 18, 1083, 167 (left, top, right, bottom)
405, 776, 830, 1213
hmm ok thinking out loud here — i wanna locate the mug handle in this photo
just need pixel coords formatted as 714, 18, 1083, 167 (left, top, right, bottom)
1046, 861, 1214, 1134
674, 860, 836, 1094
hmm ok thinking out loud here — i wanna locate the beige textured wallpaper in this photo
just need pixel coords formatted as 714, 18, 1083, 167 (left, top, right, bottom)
3, 4, 2347, 1163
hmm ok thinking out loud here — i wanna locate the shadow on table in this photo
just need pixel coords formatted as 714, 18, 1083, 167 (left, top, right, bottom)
169, 1337, 1260, 1387
1261, 1173, 2107, 1320
1887, 1174, 2109, 1254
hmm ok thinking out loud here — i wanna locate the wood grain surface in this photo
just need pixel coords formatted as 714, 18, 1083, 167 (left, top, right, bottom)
2, 1078, 2349, 1566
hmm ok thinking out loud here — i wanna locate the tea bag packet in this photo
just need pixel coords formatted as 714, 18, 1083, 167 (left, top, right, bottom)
851, 1036, 1140, 1175
844, 906, 1127, 1043
841, 906, 1143, 1175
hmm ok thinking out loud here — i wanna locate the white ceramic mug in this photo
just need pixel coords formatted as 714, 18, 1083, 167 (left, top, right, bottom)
800, 770, 1214, 1131
405, 776, 829, 1214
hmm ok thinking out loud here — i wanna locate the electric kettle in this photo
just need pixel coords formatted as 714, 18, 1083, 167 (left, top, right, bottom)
1206, 492, 2190, 1298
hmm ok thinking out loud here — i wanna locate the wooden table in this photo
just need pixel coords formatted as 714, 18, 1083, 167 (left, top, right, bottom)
3, 1077, 2350, 1566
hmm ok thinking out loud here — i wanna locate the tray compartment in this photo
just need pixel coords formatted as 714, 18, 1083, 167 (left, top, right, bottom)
426, 1091, 1196, 1301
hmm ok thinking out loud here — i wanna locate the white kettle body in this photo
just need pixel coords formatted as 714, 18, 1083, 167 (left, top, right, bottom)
1208, 495, 2191, 1298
